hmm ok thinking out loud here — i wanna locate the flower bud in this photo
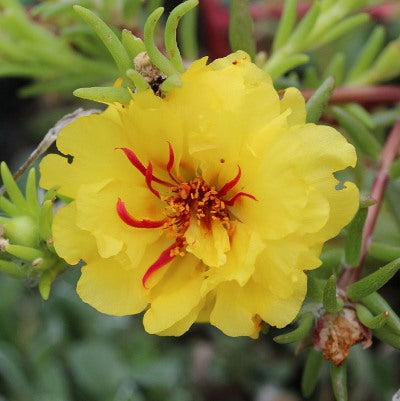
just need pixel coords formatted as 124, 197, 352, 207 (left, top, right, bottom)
2, 215, 39, 248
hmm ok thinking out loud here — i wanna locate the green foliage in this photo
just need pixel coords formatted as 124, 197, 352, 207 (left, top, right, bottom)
229, 0, 256, 60
0, 163, 64, 299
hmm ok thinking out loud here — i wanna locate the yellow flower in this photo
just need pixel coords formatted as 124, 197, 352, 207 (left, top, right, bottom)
40, 51, 358, 338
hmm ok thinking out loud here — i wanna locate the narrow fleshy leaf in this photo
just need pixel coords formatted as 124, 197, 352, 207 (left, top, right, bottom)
373, 326, 400, 349
144, 7, 178, 77
122, 29, 146, 60
73, 6, 131, 77
5, 244, 44, 262
73, 87, 132, 105
43, 185, 60, 203
345, 207, 368, 266
332, 106, 381, 158
165, 0, 198, 72
323, 53, 345, 85
39, 262, 65, 300
126, 69, 150, 92
306, 76, 335, 123
179, 3, 198, 60
229, 0, 256, 60
290, 2, 320, 50
323, 275, 344, 313
265, 53, 309, 80
306, 275, 325, 301
352, 37, 400, 86
25, 168, 40, 215
347, 258, 400, 301
355, 304, 389, 329
302, 348, 323, 397
343, 103, 375, 131
160, 74, 182, 93
0, 260, 26, 278
361, 292, 400, 334
368, 242, 400, 262
273, 312, 314, 344
0, 162, 27, 212
316, 13, 369, 49
331, 363, 348, 401
272, 0, 298, 51
39, 200, 53, 242
0, 196, 18, 216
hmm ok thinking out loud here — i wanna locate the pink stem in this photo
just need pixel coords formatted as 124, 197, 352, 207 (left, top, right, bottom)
339, 121, 400, 289
302, 86, 400, 106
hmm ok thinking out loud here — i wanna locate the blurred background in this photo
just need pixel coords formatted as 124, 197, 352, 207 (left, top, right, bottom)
1, 1, 400, 400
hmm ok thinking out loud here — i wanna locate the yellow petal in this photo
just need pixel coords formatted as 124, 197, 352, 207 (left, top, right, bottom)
202, 223, 265, 293
185, 219, 230, 267
52, 202, 97, 265
75, 179, 162, 259
77, 253, 147, 316
280, 87, 306, 126
143, 255, 203, 333
210, 282, 260, 338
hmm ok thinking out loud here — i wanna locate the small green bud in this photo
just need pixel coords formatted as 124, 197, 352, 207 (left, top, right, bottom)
3, 215, 39, 248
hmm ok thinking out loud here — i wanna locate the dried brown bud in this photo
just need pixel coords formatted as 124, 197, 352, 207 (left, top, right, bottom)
313, 308, 372, 366
134, 51, 166, 95
0, 225, 10, 251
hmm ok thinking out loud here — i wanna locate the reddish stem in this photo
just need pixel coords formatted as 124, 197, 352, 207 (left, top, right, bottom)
302, 86, 400, 106
339, 121, 400, 289
251, 2, 399, 22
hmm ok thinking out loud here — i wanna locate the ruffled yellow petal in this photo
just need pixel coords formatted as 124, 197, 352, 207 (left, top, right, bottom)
202, 223, 265, 293
40, 51, 359, 337
280, 87, 306, 126
185, 219, 230, 267
143, 255, 204, 333
77, 253, 147, 316
52, 202, 97, 265
210, 281, 260, 338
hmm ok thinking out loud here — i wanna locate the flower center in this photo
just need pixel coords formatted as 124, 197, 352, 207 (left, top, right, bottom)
116, 144, 256, 288
163, 178, 231, 239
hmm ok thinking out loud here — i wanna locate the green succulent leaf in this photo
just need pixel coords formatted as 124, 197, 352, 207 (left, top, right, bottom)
332, 106, 381, 158
323, 275, 344, 313
302, 348, 324, 398
373, 326, 400, 349
355, 304, 389, 329
361, 292, 400, 335
73, 87, 132, 105
331, 363, 348, 401
347, 258, 400, 301
306, 76, 335, 124
345, 207, 368, 266
272, 0, 298, 52
273, 312, 314, 344
229, 0, 256, 60
73, 5, 131, 78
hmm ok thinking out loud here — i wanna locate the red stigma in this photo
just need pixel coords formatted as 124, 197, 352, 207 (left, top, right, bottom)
218, 166, 241, 197
117, 143, 257, 289
145, 162, 161, 199
116, 198, 166, 228
224, 192, 257, 206
118, 147, 171, 187
167, 142, 180, 184
142, 240, 183, 288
